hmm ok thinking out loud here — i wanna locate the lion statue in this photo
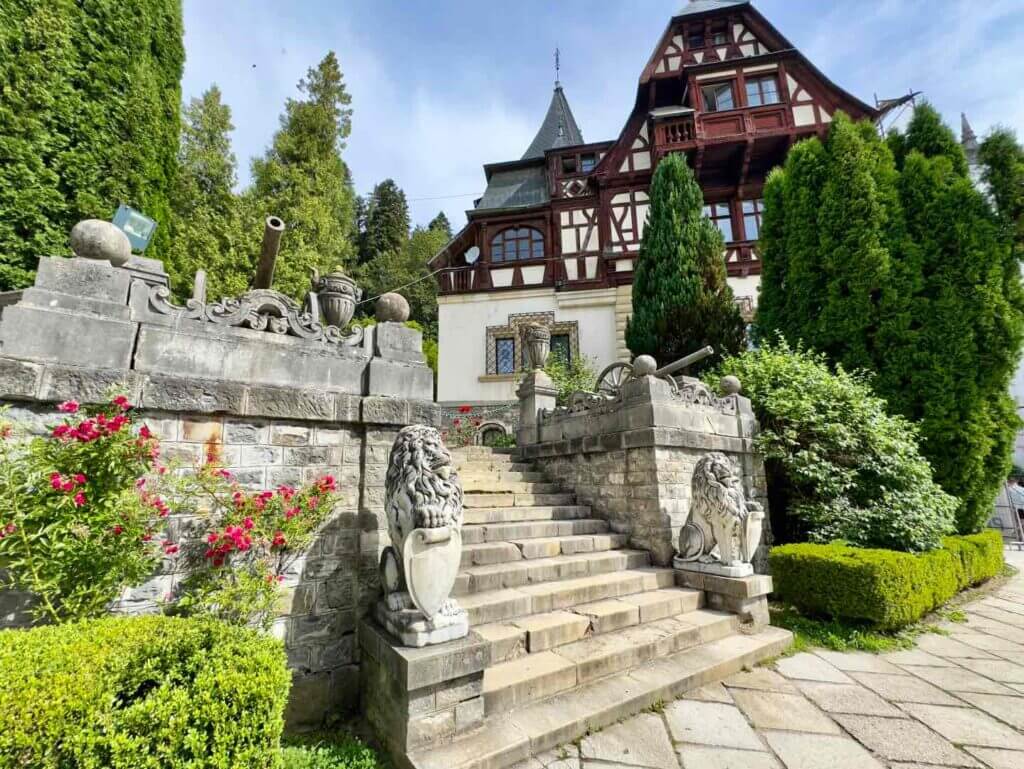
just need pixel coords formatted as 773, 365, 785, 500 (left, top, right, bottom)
379, 425, 464, 620
677, 452, 764, 568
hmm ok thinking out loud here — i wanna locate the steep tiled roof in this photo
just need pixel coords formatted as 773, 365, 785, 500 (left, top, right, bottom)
675, 0, 749, 17
521, 85, 584, 160
476, 163, 549, 211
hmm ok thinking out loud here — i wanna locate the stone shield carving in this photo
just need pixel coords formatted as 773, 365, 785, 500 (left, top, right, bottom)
402, 527, 463, 620
375, 425, 469, 647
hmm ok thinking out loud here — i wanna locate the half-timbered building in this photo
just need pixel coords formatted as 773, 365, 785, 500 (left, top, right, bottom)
431, 0, 878, 404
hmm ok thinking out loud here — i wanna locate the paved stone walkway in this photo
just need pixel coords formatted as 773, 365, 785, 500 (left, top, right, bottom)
513, 551, 1024, 769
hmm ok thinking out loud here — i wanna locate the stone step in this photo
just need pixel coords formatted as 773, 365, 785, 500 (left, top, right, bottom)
458, 471, 548, 485
464, 492, 576, 509
461, 518, 608, 546
474, 588, 704, 662
456, 461, 535, 475
482, 609, 737, 713
454, 550, 651, 597
460, 481, 566, 495
408, 626, 794, 769
458, 568, 673, 626
463, 506, 592, 527
460, 533, 629, 569
452, 446, 516, 459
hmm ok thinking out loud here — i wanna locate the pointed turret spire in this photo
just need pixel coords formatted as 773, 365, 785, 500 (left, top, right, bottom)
521, 83, 584, 161
961, 112, 980, 165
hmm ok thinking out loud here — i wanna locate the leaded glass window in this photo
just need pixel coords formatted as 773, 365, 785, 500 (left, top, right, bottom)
496, 338, 516, 374
551, 333, 571, 365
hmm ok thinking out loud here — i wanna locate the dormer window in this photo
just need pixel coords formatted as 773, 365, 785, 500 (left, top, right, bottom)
561, 156, 578, 174
687, 27, 705, 49
491, 227, 544, 262
745, 75, 781, 107
580, 153, 598, 173
710, 21, 729, 45
701, 81, 736, 113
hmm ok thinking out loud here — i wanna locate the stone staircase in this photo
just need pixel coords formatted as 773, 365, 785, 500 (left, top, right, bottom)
397, 446, 791, 769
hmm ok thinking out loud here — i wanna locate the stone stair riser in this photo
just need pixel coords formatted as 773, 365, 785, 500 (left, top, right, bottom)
460, 481, 566, 495
454, 551, 650, 597
462, 506, 592, 526
468, 519, 608, 545
460, 534, 629, 569
457, 471, 547, 484
464, 493, 576, 509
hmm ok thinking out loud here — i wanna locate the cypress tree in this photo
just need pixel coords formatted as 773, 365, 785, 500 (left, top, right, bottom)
164, 86, 250, 302
625, 153, 745, 370
359, 179, 410, 263
979, 128, 1024, 260
249, 52, 357, 299
888, 102, 969, 176
752, 168, 787, 341
0, 0, 184, 289
428, 211, 453, 238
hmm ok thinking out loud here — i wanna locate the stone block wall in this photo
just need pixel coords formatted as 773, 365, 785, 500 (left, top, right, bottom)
519, 375, 770, 569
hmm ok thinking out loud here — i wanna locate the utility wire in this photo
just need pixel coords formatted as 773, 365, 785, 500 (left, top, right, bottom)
356, 265, 449, 306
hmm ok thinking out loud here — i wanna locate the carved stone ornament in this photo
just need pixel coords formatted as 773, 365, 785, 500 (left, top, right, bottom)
375, 425, 469, 647
311, 266, 361, 328
674, 452, 764, 578
524, 323, 551, 370
147, 284, 365, 347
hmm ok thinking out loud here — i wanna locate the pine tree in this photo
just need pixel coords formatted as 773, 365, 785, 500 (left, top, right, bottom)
625, 154, 745, 370
164, 86, 250, 301
0, 0, 184, 289
359, 179, 410, 264
979, 128, 1024, 260
428, 211, 453, 238
249, 52, 357, 299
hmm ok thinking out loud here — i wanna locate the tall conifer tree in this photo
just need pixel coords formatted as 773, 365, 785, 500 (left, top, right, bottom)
428, 211, 453, 238
359, 179, 410, 263
980, 128, 1024, 259
0, 0, 184, 289
249, 52, 357, 299
626, 154, 745, 370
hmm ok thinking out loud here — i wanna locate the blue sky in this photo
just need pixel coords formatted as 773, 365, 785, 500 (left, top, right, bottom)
182, 0, 1024, 229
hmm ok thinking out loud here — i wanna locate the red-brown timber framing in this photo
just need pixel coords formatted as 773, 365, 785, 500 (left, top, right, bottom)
431, 1, 878, 296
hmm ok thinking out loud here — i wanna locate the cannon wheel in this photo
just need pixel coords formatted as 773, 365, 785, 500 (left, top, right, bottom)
595, 362, 634, 396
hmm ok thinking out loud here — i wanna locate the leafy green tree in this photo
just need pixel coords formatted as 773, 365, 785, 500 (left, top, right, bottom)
359, 179, 410, 264
626, 153, 745, 370
0, 0, 184, 290
979, 127, 1024, 259
164, 86, 251, 301
888, 102, 969, 177
357, 226, 445, 335
428, 211, 453, 238
544, 350, 598, 407
249, 52, 357, 299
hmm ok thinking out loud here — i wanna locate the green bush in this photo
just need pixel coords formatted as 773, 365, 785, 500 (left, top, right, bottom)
716, 340, 956, 552
770, 531, 1004, 629
0, 615, 290, 768
281, 735, 381, 769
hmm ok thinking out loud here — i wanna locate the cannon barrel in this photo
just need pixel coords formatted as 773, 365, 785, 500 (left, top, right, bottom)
655, 345, 714, 378
252, 216, 286, 290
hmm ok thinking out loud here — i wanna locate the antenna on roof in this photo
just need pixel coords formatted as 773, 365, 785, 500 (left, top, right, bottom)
554, 47, 561, 88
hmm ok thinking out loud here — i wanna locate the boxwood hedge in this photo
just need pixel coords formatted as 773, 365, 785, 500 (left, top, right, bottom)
0, 615, 290, 768
770, 531, 1004, 629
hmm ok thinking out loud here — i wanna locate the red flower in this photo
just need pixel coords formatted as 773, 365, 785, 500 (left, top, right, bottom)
271, 531, 287, 548
308, 496, 320, 509
112, 525, 124, 536
277, 485, 296, 500
285, 506, 300, 520
242, 516, 255, 530
453, 418, 461, 427
163, 542, 179, 555
52, 424, 71, 439
232, 491, 245, 508
73, 473, 86, 485
206, 533, 219, 544
458, 405, 473, 414
216, 468, 233, 479
142, 533, 153, 542
136, 478, 147, 490
139, 425, 153, 440
50, 472, 63, 490
73, 492, 87, 507
316, 475, 336, 493
61, 480, 74, 492
57, 400, 80, 414
112, 395, 131, 411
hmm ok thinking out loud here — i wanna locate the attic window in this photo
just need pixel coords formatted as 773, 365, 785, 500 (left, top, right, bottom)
745, 75, 780, 107
580, 153, 597, 173
561, 156, 578, 174
701, 81, 736, 113
710, 21, 729, 45
687, 26, 705, 49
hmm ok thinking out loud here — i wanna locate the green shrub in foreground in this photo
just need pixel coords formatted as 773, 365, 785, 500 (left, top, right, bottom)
281, 737, 381, 769
0, 615, 290, 768
770, 531, 1004, 629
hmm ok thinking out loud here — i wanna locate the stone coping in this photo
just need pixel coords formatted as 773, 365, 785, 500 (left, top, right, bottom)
359, 618, 491, 691
0, 356, 438, 427
518, 426, 755, 459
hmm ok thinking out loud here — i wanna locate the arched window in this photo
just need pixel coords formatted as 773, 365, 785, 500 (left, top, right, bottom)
491, 227, 544, 263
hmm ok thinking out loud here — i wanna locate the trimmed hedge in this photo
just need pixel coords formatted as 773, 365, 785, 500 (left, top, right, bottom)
0, 615, 290, 768
770, 531, 1004, 629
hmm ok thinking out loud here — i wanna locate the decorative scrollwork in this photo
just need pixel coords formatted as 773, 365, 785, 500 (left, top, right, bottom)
147, 285, 364, 348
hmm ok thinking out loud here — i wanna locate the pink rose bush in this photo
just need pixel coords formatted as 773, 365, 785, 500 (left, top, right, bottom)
0, 397, 173, 623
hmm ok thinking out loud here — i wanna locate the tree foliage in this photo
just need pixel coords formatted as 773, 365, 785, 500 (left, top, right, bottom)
0, 0, 184, 290
358, 179, 410, 264
428, 211, 453, 238
165, 86, 251, 301
626, 153, 745, 371
249, 52, 357, 299
979, 127, 1024, 259
757, 106, 1024, 533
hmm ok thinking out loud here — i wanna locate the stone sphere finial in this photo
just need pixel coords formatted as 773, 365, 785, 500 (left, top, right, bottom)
376, 292, 410, 323
70, 219, 132, 267
720, 375, 742, 395
633, 355, 657, 377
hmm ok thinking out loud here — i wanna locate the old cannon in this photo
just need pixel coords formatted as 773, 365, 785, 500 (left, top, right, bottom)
594, 345, 714, 396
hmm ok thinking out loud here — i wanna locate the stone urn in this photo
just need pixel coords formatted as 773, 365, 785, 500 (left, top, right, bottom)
524, 324, 551, 370
312, 266, 361, 328
70, 219, 132, 267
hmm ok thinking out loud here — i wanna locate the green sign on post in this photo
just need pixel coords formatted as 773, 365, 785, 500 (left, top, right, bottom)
112, 204, 157, 252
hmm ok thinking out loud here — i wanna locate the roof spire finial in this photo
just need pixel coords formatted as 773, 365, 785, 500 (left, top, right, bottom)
554, 47, 561, 88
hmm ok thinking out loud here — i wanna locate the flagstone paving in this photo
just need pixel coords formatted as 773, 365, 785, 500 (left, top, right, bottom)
511, 550, 1024, 769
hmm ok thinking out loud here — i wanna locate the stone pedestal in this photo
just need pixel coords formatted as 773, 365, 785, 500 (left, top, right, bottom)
674, 559, 753, 579
374, 601, 469, 648
516, 370, 557, 446
676, 569, 773, 627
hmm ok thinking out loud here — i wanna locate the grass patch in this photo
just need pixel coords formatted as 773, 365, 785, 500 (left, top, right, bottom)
282, 731, 385, 769
770, 604, 920, 653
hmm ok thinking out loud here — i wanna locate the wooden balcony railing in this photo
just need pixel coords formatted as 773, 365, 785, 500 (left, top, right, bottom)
654, 115, 697, 148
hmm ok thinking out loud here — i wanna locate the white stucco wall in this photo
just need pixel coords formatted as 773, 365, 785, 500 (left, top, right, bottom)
437, 287, 618, 403
728, 274, 760, 307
